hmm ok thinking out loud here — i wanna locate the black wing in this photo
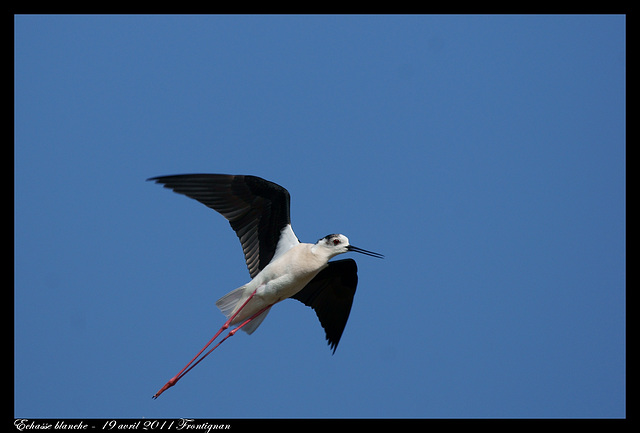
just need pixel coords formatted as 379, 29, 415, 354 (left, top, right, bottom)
292, 259, 358, 354
148, 174, 294, 278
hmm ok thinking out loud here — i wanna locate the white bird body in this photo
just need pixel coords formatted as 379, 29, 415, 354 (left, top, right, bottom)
217, 233, 348, 331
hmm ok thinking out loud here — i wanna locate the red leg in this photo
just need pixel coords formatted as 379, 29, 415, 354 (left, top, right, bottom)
153, 289, 264, 399
168, 303, 272, 384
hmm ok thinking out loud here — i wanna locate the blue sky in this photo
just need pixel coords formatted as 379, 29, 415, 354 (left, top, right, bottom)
14, 15, 625, 418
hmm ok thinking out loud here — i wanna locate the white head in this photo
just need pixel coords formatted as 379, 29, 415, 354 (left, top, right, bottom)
315, 234, 384, 260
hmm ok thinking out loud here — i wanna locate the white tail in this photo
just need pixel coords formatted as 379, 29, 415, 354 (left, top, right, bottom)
215, 286, 271, 334
215, 286, 246, 318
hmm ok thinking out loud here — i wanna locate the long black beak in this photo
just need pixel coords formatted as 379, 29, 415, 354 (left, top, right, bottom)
347, 245, 384, 259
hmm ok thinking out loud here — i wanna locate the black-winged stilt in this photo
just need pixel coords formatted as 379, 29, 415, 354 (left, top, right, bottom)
148, 174, 383, 398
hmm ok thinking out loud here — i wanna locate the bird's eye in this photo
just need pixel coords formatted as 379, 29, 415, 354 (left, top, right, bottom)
333, 239, 341, 245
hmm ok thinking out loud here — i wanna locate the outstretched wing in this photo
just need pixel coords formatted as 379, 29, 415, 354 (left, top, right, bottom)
292, 259, 358, 353
148, 174, 298, 278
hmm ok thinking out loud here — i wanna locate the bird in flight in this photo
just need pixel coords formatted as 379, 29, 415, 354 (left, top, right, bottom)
148, 174, 383, 398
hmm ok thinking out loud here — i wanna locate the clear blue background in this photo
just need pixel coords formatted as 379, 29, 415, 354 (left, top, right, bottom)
14, 15, 625, 418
